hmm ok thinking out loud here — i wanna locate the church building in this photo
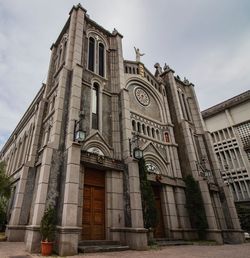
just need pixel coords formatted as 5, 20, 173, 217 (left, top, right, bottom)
0, 4, 244, 256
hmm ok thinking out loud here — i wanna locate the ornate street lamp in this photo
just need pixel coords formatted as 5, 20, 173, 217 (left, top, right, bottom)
129, 134, 143, 160
73, 113, 86, 142
133, 147, 143, 160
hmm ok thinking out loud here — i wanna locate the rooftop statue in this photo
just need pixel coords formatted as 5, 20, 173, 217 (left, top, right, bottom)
134, 47, 145, 62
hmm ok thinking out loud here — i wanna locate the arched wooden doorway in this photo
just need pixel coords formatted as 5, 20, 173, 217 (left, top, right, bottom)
152, 184, 165, 238
82, 168, 106, 240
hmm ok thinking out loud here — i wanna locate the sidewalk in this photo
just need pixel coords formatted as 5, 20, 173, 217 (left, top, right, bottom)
1, 242, 250, 258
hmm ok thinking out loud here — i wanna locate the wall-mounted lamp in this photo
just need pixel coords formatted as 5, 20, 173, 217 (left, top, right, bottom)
129, 134, 143, 160
198, 169, 212, 179
196, 156, 212, 179
73, 113, 86, 143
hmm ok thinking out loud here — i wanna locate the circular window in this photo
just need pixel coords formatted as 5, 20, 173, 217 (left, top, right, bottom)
135, 87, 150, 106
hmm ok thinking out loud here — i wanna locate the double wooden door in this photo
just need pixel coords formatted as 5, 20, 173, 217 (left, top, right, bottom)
152, 185, 166, 238
82, 169, 105, 240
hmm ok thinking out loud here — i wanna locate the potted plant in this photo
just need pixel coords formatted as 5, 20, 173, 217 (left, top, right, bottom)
40, 206, 56, 256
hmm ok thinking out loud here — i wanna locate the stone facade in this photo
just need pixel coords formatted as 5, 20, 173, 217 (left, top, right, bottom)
202, 90, 250, 202
0, 4, 244, 256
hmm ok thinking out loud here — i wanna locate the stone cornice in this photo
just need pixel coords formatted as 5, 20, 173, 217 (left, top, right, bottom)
202, 90, 250, 118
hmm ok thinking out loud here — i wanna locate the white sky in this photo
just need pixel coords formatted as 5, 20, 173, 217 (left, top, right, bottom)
0, 0, 250, 149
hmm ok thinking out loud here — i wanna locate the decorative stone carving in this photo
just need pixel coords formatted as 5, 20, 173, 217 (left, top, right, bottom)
145, 162, 160, 175
183, 77, 190, 85
87, 147, 104, 156
154, 63, 163, 78
163, 63, 170, 71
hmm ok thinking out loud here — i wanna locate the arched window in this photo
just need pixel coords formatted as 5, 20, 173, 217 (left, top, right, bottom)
92, 83, 99, 129
88, 37, 95, 72
142, 124, 146, 135
98, 43, 104, 76
137, 122, 141, 133
57, 48, 62, 69
164, 132, 170, 143
62, 40, 67, 63
132, 120, 136, 131
147, 126, 150, 136
151, 128, 155, 138
156, 129, 160, 140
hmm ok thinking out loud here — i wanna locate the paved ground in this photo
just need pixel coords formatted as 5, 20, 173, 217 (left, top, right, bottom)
1, 242, 250, 258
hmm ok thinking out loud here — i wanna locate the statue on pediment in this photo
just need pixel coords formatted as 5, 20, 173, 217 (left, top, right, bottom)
134, 47, 145, 62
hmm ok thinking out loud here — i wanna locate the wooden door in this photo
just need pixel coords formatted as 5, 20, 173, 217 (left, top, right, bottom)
152, 185, 165, 238
82, 169, 105, 240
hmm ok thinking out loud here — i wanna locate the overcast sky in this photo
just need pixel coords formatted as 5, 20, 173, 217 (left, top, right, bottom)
0, 0, 250, 149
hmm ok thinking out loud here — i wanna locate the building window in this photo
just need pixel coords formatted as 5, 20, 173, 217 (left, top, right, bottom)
57, 48, 62, 69
62, 40, 67, 63
147, 126, 150, 136
88, 37, 95, 72
88, 35, 106, 77
92, 83, 99, 129
142, 124, 146, 135
156, 129, 160, 140
164, 132, 170, 143
151, 128, 155, 138
98, 43, 105, 77
137, 122, 141, 133
132, 120, 136, 131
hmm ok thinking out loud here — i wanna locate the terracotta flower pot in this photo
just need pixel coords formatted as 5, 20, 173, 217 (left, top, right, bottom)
41, 241, 53, 256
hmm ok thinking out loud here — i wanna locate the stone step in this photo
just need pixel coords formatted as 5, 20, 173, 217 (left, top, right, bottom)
78, 244, 130, 253
154, 239, 193, 246
79, 240, 120, 246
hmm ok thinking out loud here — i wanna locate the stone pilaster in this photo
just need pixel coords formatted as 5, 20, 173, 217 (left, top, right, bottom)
57, 6, 85, 254
58, 143, 81, 256
25, 146, 54, 252
162, 185, 181, 239
6, 165, 29, 241
107, 170, 124, 240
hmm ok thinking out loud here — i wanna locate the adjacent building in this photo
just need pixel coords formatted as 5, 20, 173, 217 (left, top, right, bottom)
0, 4, 244, 256
202, 90, 250, 202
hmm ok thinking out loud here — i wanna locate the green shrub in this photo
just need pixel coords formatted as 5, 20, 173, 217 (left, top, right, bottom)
184, 175, 208, 239
40, 206, 57, 242
138, 158, 158, 229
0, 162, 11, 231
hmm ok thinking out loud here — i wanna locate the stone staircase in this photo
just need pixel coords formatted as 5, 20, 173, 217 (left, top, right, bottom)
154, 238, 193, 246
78, 240, 130, 253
